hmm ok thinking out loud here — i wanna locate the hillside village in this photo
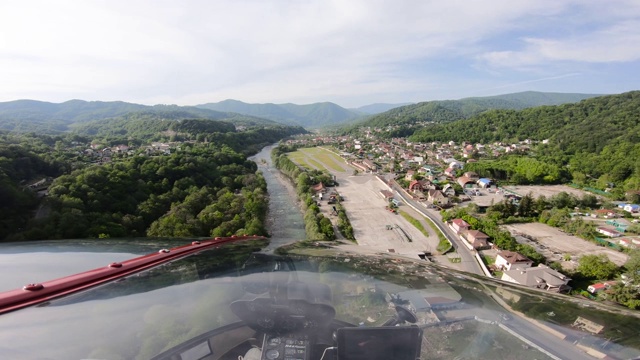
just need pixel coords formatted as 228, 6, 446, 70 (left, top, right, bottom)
283, 130, 640, 302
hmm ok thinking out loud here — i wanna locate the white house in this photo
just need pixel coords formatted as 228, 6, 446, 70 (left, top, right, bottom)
495, 251, 533, 271
501, 265, 571, 292
596, 227, 623, 238
623, 204, 640, 213
587, 281, 617, 294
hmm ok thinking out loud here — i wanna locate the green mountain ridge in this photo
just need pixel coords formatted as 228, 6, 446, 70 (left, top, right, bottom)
352, 102, 413, 114
350, 91, 603, 130
0, 99, 282, 133
196, 99, 363, 128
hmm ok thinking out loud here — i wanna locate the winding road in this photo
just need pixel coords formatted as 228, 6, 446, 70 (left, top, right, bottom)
389, 180, 485, 275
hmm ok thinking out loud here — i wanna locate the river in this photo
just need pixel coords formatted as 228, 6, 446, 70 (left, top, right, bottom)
250, 144, 306, 252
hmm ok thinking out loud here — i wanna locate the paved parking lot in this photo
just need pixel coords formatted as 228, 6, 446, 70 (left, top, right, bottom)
332, 174, 440, 257
290, 148, 441, 259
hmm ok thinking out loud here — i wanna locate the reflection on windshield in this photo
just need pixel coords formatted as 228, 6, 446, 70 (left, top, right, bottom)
0, 239, 638, 360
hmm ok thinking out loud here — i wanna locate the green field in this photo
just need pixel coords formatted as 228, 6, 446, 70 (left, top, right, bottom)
288, 147, 348, 173
398, 210, 430, 237
287, 152, 313, 169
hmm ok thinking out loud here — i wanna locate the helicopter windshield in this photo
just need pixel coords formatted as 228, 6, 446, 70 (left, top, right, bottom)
0, 237, 638, 360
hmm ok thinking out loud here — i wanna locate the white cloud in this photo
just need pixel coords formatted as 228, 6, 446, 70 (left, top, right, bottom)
0, 0, 638, 106
478, 13, 640, 70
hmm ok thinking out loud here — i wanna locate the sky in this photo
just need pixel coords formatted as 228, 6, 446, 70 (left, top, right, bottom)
1, 0, 639, 108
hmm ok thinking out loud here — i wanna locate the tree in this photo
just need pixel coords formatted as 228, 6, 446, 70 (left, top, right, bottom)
609, 283, 640, 309
623, 249, 640, 284
577, 254, 619, 280
318, 216, 335, 240
517, 192, 535, 217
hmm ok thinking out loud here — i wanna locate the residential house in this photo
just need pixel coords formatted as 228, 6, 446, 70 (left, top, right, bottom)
618, 238, 636, 248
411, 156, 424, 165
619, 237, 640, 248
113, 144, 130, 154
408, 180, 426, 198
427, 189, 449, 207
464, 230, 490, 250
456, 176, 474, 188
450, 219, 470, 233
495, 250, 533, 271
362, 159, 378, 172
441, 184, 455, 197
587, 281, 618, 294
596, 227, 623, 238
421, 165, 439, 175
444, 167, 456, 177
405, 170, 415, 181
463, 171, 479, 180
591, 209, 617, 218
448, 160, 464, 169
476, 178, 493, 188
624, 204, 640, 213
501, 265, 571, 292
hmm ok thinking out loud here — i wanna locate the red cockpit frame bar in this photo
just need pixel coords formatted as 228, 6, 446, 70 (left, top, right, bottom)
0, 235, 265, 315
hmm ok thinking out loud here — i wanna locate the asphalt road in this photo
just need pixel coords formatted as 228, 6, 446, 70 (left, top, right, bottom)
389, 181, 485, 276
501, 316, 590, 360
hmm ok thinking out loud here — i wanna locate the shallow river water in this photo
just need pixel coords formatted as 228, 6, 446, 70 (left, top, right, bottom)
249, 144, 306, 252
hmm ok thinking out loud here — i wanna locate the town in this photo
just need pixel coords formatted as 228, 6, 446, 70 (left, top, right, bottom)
279, 130, 640, 306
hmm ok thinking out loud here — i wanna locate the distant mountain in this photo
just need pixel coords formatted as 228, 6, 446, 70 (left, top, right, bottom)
350, 91, 603, 130
409, 91, 639, 154
463, 91, 604, 108
0, 99, 149, 122
352, 103, 413, 114
0, 99, 282, 133
196, 100, 363, 128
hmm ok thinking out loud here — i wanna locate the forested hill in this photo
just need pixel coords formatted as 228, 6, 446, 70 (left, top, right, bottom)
67, 113, 306, 155
196, 99, 363, 128
409, 91, 639, 153
0, 99, 281, 133
352, 102, 413, 114
0, 118, 305, 241
347, 91, 602, 130
410, 91, 640, 192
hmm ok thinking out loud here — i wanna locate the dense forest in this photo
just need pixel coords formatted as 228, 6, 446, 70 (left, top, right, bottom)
26, 144, 268, 240
0, 108, 305, 241
0, 137, 271, 241
69, 114, 305, 155
0, 133, 72, 240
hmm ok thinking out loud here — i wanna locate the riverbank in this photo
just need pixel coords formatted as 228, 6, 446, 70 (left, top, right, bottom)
249, 145, 306, 251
